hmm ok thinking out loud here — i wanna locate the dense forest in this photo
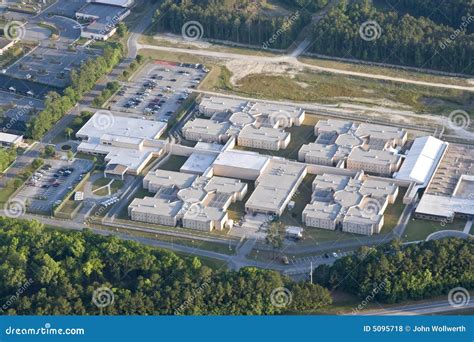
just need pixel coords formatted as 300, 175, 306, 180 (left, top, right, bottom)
378, 0, 473, 33
154, 0, 310, 49
309, 0, 473, 74
0, 148, 16, 172
315, 239, 474, 304
0, 218, 331, 315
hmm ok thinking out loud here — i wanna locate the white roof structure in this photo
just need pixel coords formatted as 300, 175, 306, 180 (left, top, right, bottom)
416, 194, 474, 218
214, 150, 269, 173
180, 153, 217, 175
77, 113, 166, 141
77, 112, 167, 174
88, 0, 135, 7
0, 132, 22, 145
395, 136, 448, 186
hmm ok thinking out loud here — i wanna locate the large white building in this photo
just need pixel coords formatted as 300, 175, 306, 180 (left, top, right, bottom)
76, 2, 131, 40
414, 143, 474, 223
245, 159, 307, 217
77, 112, 167, 178
88, 0, 135, 7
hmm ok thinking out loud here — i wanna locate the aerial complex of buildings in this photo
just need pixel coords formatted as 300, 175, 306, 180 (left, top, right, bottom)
66, 93, 473, 237
0, 0, 472, 247
182, 96, 305, 150
303, 173, 398, 235
76, 112, 167, 178
299, 119, 406, 176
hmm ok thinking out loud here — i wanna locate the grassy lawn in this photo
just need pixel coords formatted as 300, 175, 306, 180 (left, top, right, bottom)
403, 218, 467, 242
209, 67, 472, 116
140, 49, 209, 65
95, 223, 236, 256
92, 177, 111, 190
110, 179, 125, 193
55, 199, 81, 218
227, 181, 254, 221
91, 177, 124, 196
158, 155, 188, 172
380, 187, 407, 234
0, 161, 43, 205
200, 65, 233, 91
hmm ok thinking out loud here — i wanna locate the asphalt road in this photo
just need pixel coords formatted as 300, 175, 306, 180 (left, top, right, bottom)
362, 299, 474, 315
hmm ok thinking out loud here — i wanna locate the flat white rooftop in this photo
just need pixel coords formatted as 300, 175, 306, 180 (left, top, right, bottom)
395, 136, 447, 186
180, 153, 217, 175
77, 112, 166, 141
214, 150, 270, 172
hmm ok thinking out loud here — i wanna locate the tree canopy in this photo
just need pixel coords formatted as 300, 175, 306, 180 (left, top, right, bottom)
309, 0, 473, 74
315, 239, 474, 303
0, 217, 331, 315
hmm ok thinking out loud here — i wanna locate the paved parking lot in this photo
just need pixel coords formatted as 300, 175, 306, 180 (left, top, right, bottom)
6, 46, 101, 88
109, 61, 207, 122
14, 158, 93, 214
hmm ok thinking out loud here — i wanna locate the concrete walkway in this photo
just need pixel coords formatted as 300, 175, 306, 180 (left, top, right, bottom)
463, 220, 473, 234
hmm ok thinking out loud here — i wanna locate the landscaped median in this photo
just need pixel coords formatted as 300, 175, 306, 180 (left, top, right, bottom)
53, 169, 91, 219
0, 157, 43, 207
